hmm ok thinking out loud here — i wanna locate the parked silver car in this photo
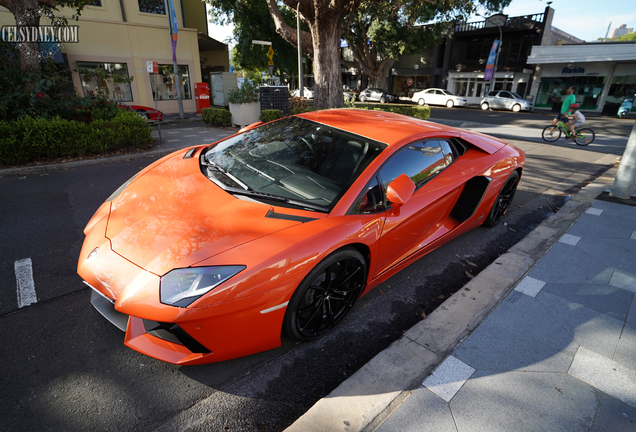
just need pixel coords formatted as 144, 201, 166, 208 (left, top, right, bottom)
480, 91, 533, 112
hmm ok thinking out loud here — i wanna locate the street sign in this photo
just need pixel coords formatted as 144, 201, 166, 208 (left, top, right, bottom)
267, 46, 275, 60
147, 61, 158, 73
252, 40, 272, 45
268, 64, 274, 76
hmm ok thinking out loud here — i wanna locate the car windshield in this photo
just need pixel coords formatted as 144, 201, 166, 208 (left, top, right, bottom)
202, 116, 387, 212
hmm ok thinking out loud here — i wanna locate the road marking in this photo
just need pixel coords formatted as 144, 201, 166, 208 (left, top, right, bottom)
168, 139, 180, 142
15, 258, 37, 308
184, 135, 198, 137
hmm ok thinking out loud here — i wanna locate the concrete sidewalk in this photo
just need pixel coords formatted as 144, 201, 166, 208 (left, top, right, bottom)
286, 167, 636, 432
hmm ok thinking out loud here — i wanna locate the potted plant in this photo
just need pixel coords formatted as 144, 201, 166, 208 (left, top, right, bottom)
228, 80, 261, 127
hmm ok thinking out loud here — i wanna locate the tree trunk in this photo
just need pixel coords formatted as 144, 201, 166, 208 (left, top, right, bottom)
0, 0, 45, 85
310, 16, 342, 109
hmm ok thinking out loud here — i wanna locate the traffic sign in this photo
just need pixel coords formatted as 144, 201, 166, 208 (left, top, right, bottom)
267, 46, 274, 60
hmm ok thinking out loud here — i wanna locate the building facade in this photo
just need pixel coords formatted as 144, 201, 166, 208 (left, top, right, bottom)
527, 42, 636, 113
0, 0, 230, 113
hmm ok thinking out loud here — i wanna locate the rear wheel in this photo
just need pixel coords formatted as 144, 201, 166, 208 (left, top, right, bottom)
446, 99, 454, 108
283, 247, 367, 342
380, 96, 386, 104
511, 104, 521, 112
619, 111, 627, 119
481, 102, 489, 110
484, 171, 520, 227
418, 98, 425, 106
542, 125, 561, 142
575, 128, 595, 146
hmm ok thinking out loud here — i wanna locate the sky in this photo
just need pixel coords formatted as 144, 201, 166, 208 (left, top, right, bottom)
206, 0, 636, 45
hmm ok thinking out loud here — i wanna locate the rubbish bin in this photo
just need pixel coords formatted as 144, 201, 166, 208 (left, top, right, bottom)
260, 86, 289, 115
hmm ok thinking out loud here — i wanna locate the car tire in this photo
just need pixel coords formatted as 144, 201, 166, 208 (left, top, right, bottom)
446, 100, 454, 108
380, 96, 386, 104
360, 95, 366, 102
481, 102, 489, 110
283, 247, 367, 342
511, 104, 521, 112
483, 171, 520, 227
417, 99, 425, 106
619, 111, 627, 119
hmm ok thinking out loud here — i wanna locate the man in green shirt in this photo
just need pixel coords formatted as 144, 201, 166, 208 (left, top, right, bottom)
552, 86, 576, 125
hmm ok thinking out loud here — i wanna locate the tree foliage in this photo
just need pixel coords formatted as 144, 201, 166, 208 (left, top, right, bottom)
615, 32, 636, 41
208, 0, 511, 109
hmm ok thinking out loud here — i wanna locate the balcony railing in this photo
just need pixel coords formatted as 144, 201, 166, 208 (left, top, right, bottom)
454, 13, 545, 33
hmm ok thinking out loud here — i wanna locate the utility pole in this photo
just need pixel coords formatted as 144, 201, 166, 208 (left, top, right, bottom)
165, 0, 184, 119
297, 0, 304, 98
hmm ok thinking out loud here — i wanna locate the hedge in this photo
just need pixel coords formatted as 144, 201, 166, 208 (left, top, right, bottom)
260, 109, 285, 123
354, 103, 431, 120
0, 111, 152, 166
201, 107, 232, 127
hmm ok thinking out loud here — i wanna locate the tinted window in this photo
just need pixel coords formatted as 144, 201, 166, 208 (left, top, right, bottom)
379, 141, 448, 191
435, 90, 444, 95
487, 91, 498, 97
350, 177, 385, 214
500, 92, 513, 99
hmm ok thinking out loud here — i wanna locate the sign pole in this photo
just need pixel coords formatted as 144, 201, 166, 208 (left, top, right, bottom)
148, 61, 162, 143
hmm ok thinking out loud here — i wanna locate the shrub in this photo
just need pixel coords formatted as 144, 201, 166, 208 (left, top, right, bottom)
289, 96, 308, 114
228, 80, 259, 104
201, 107, 232, 127
354, 104, 431, 120
0, 111, 152, 166
260, 109, 285, 123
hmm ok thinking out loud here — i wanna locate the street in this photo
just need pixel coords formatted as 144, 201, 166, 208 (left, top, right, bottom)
0, 110, 631, 431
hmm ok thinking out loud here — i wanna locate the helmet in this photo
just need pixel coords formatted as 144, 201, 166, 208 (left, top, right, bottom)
570, 103, 580, 108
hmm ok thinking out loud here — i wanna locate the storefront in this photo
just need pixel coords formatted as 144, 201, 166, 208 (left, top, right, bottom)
447, 71, 532, 105
527, 43, 636, 113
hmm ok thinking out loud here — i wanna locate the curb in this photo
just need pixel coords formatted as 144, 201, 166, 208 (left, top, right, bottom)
285, 163, 619, 432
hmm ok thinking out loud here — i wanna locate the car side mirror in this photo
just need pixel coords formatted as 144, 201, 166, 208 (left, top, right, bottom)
238, 122, 264, 134
386, 174, 415, 207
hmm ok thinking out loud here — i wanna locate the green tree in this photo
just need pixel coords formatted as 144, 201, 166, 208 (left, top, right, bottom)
0, 0, 89, 80
209, 0, 510, 109
616, 32, 636, 41
208, 0, 305, 83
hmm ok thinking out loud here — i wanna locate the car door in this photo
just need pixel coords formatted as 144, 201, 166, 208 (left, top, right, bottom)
498, 91, 514, 110
373, 139, 464, 275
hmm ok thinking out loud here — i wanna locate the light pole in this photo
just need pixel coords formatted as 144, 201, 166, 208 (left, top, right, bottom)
297, 1, 304, 98
479, 14, 503, 90
414, 64, 419, 89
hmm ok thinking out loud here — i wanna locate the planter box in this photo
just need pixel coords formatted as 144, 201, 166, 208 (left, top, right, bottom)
229, 102, 261, 127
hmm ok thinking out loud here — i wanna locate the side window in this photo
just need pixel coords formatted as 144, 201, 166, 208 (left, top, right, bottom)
435, 90, 444, 95
438, 140, 455, 165
500, 92, 513, 99
379, 141, 448, 191
487, 91, 498, 97
350, 177, 385, 214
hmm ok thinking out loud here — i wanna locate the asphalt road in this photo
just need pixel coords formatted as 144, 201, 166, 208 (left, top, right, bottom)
0, 110, 628, 431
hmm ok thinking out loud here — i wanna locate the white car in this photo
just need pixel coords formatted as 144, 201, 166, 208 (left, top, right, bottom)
292, 87, 314, 99
411, 88, 468, 108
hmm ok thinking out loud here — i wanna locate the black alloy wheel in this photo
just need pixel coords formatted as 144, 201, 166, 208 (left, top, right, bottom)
284, 247, 367, 342
484, 171, 520, 227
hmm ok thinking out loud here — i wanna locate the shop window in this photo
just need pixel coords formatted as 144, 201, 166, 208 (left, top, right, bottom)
87, 0, 102, 6
77, 62, 133, 102
151, 65, 192, 101
138, 0, 165, 14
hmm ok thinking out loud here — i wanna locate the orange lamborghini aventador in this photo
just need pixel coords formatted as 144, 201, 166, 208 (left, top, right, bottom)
78, 109, 525, 365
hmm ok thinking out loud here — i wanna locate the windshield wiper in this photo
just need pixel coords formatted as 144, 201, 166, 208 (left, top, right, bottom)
231, 190, 329, 213
204, 160, 250, 191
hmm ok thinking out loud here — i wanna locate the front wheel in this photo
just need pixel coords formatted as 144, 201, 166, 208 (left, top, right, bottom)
575, 128, 595, 146
481, 102, 489, 110
380, 96, 386, 104
619, 111, 627, 119
484, 171, 520, 227
360, 95, 366, 102
511, 104, 521, 112
542, 125, 561, 142
446, 100, 454, 108
283, 247, 367, 342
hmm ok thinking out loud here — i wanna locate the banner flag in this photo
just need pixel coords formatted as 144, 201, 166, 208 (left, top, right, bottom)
484, 39, 499, 81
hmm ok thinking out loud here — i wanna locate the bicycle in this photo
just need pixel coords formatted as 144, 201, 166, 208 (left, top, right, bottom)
542, 121, 595, 146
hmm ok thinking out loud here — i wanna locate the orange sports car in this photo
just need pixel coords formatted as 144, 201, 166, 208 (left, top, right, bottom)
78, 109, 524, 365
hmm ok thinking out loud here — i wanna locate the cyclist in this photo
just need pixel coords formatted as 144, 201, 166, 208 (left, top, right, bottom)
552, 86, 576, 126
567, 103, 585, 139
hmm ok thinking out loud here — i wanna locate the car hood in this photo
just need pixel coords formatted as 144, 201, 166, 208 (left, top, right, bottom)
105, 157, 305, 276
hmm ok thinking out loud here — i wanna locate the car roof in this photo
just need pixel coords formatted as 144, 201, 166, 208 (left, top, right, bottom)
296, 109, 457, 147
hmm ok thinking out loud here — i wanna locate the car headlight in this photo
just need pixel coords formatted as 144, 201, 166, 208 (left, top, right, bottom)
160, 266, 246, 308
